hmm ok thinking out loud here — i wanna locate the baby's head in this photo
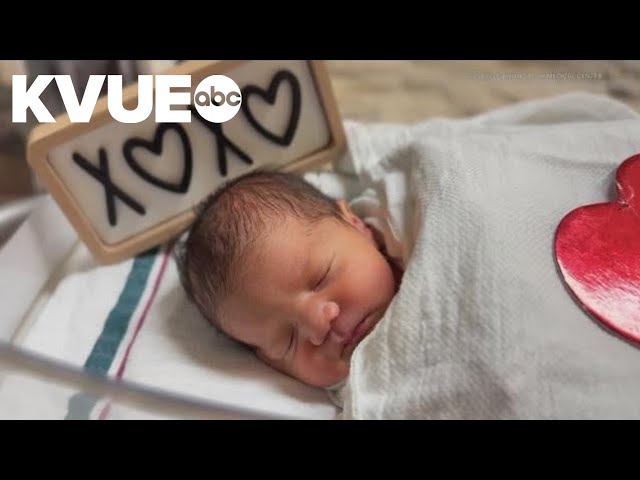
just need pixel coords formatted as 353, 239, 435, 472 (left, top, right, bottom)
178, 169, 398, 387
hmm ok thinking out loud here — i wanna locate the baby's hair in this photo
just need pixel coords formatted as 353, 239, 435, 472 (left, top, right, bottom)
175, 168, 346, 329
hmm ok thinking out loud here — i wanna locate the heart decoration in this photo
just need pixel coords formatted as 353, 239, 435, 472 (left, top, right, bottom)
241, 69, 301, 146
123, 123, 193, 194
554, 153, 640, 344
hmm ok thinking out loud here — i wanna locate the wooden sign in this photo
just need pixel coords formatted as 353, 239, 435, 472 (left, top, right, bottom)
27, 60, 346, 264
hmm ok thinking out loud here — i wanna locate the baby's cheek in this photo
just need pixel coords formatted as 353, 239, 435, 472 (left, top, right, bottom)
363, 253, 397, 300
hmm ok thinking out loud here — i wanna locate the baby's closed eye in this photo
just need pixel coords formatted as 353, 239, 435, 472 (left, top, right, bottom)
312, 254, 335, 291
283, 329, 296, 358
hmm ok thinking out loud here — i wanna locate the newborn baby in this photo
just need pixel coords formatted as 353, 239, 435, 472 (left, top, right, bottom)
177, 169, 403, 388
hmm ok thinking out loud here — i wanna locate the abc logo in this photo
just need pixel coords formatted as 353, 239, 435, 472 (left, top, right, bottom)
193, 75, 242, 123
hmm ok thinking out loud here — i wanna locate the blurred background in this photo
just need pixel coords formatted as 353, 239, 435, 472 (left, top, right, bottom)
0, 59, 638, 207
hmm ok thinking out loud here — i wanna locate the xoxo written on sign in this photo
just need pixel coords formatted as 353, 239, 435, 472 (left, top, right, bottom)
27, 60, 346, 264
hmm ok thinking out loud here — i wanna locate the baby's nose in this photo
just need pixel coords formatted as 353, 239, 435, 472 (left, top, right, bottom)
322, 301, 340, 322
304, 301, 340, 346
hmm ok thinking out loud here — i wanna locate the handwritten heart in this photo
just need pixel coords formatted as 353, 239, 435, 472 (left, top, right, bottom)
554, 153, 640, 344
241, 70, 301, 146
123, 123, 192, 194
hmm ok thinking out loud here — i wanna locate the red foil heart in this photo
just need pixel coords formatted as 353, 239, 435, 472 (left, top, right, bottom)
554, 153, 640, 343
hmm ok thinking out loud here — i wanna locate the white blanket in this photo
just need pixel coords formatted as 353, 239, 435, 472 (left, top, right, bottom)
334, 93, 640, 419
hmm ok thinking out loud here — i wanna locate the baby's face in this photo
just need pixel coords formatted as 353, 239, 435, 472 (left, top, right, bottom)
219, 201, 398, 388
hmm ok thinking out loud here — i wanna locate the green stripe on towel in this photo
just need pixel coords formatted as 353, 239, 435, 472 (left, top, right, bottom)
84, 247, 158, 375
65, 247, 159, 420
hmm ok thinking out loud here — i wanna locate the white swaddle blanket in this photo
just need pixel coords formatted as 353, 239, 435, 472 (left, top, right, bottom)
333, 93, 640, 419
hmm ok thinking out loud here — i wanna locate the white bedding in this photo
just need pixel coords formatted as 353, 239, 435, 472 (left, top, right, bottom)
333, 93, 640, 419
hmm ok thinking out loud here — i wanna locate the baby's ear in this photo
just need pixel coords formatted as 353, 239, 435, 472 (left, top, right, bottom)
337, 200, 374, 240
